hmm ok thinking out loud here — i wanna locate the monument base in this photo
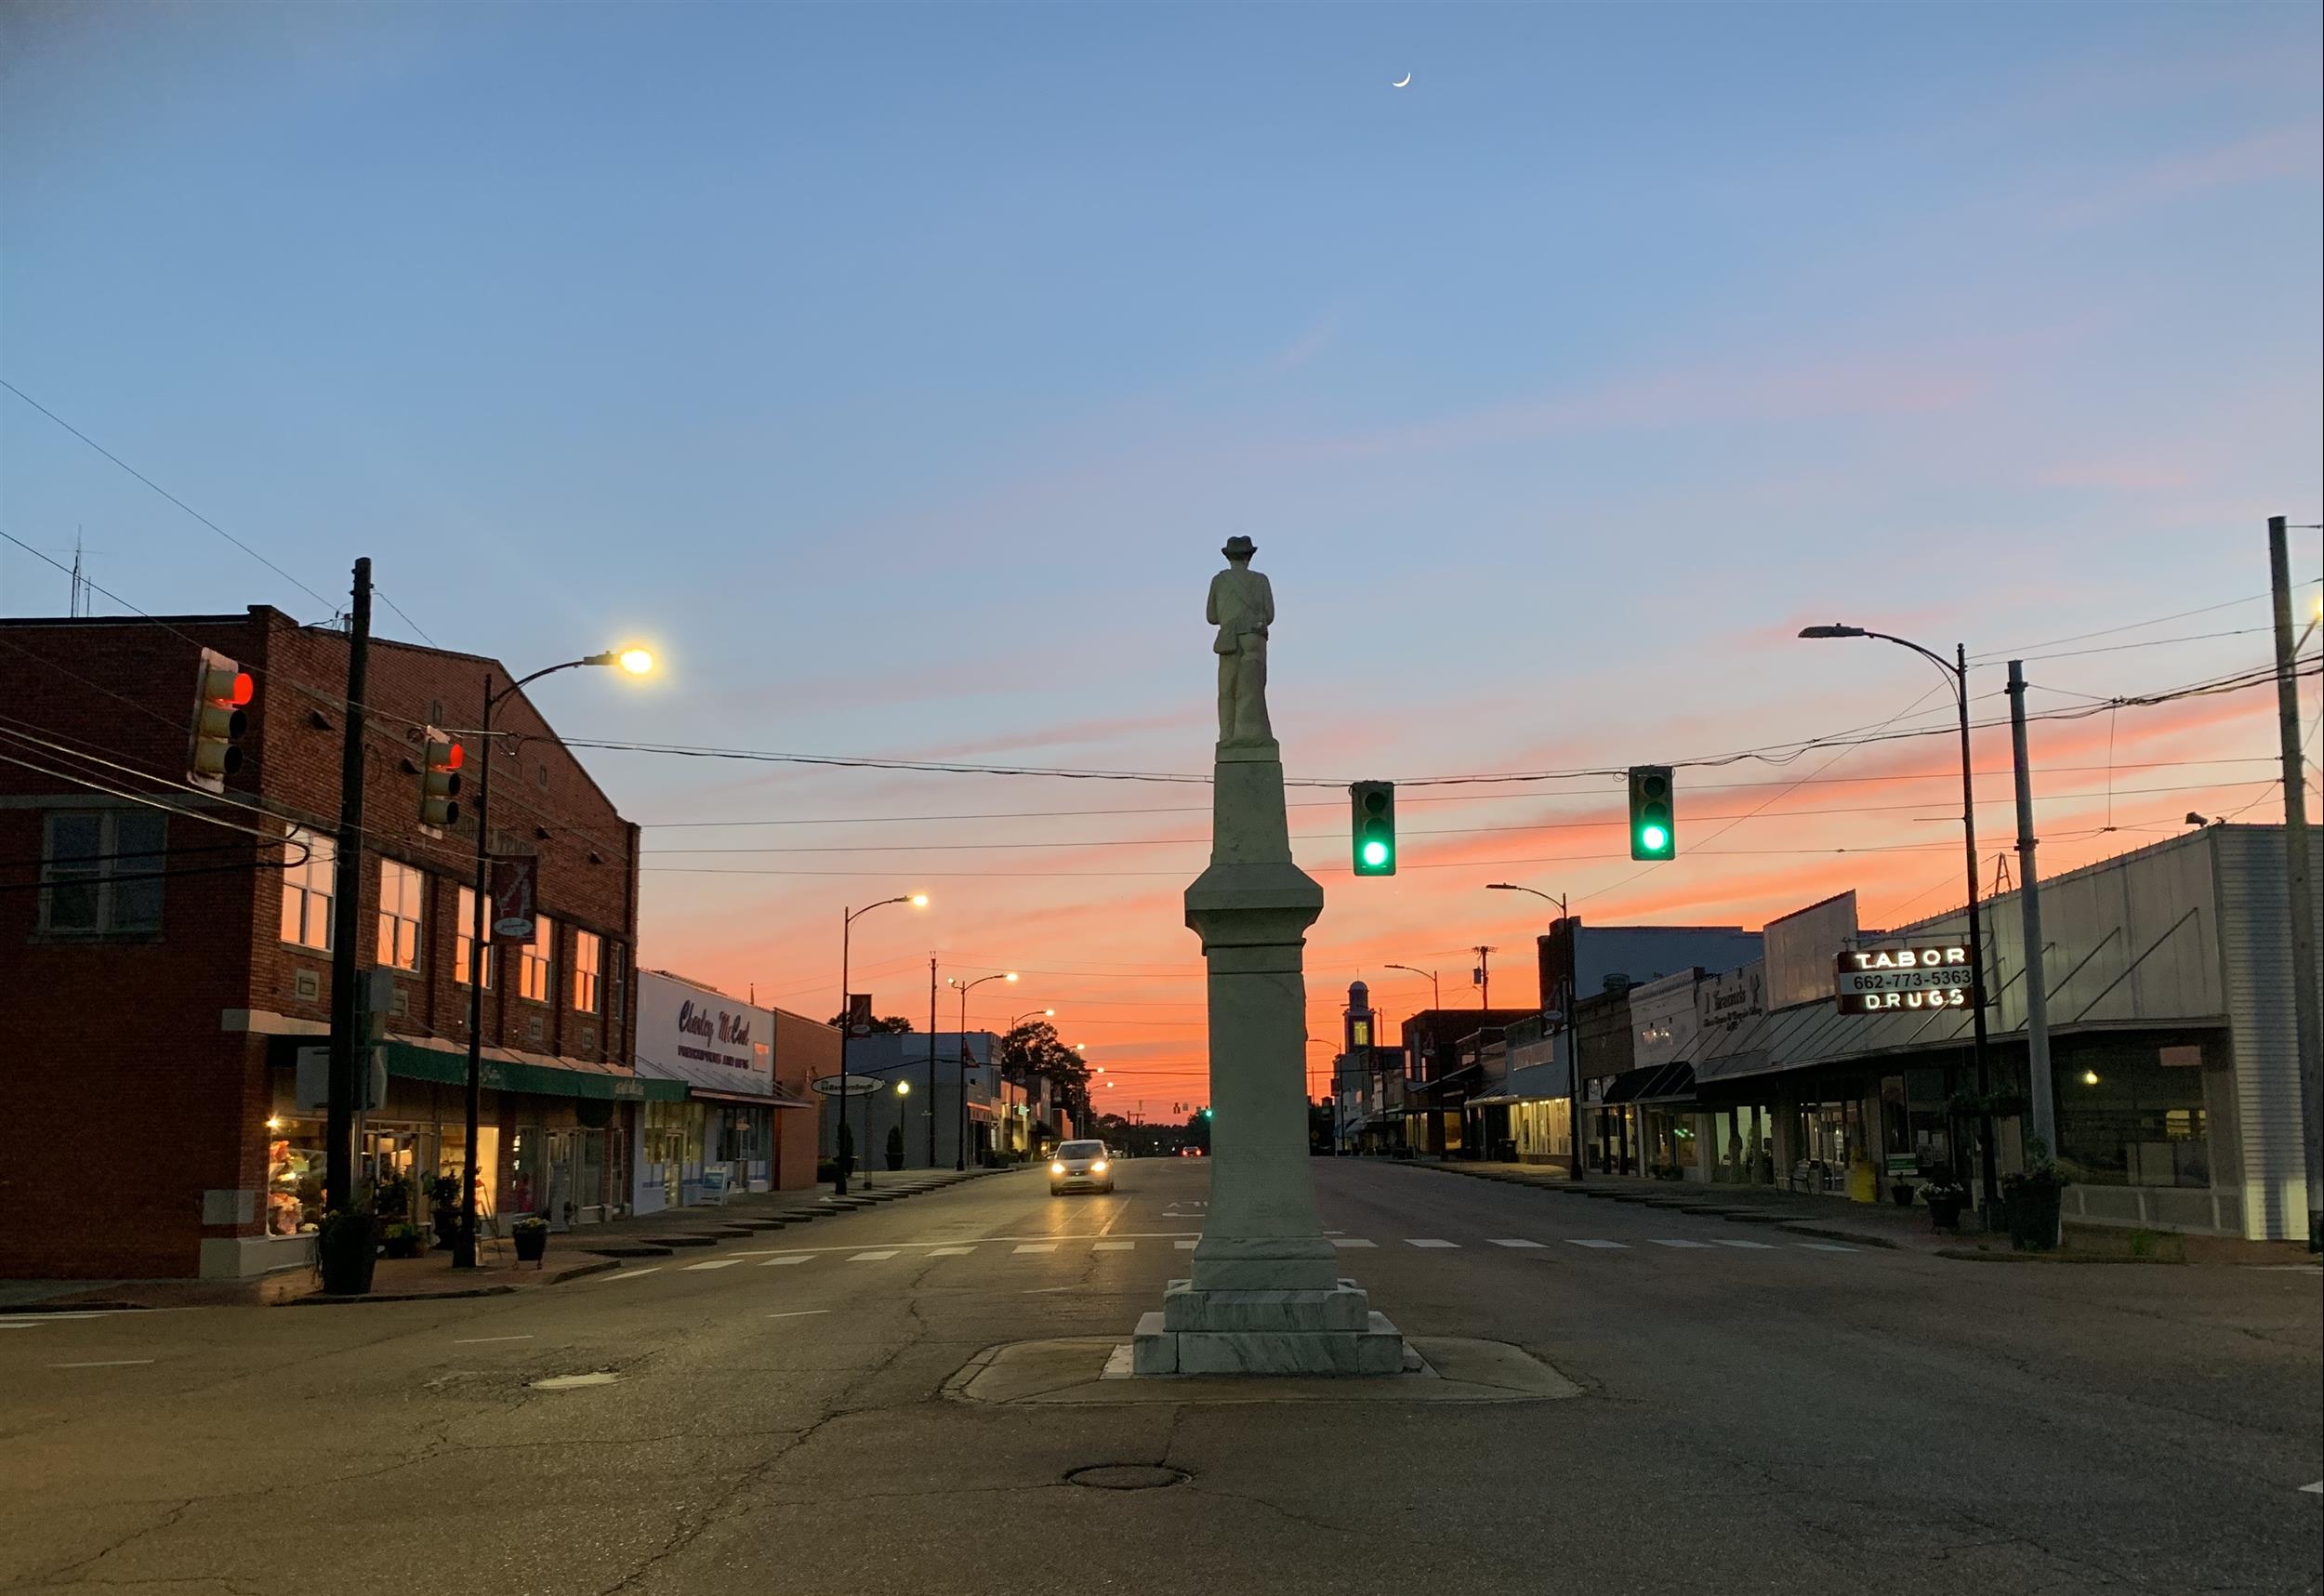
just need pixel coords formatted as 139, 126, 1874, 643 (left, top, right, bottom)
1131, 1278, 1408, 1377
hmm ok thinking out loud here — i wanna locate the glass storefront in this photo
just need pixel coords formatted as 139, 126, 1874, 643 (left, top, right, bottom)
2056, 1042, 2212, 1187
265, 1118, 327, 1236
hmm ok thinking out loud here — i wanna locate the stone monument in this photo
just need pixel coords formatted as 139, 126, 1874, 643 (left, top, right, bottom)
1131, 538, 1407, 1376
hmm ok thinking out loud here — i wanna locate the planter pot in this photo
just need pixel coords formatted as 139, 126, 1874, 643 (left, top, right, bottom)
431, 1207, 461, 1250
2005, 1185, 2064, 1251
382, 1230, 426, 1260
1890, 1184, 1916, 1207
318, 1215, 378, 1296
885, 1154, 905, 1171
1925, 1195, 1967, 1233
513, 1228, 549, 1264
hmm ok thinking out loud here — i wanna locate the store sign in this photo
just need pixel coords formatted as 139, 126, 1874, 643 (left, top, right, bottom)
846, 994, 873, 1036
635, 972, 773, 1091
490, 854, 537, 939
1833, 944, 1973, 1014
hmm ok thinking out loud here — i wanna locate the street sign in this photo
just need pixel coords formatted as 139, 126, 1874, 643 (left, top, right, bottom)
811, 1074, 884, 1097
1834, 944, 1972, 1015
491, 854, 537, 939
846, 993, 873, 1036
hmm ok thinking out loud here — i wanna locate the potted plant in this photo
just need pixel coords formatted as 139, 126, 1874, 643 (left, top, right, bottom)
512, 1215, 551, 1264
316, 1207, 378, 1295
1921, 1164, 1969, 1232
884, 1125, 906, 1171
381, 1221, 427, 1260
1889, 1179, 1917, 1207
375, 1174, 412, 1221
2001, 1137, 2070, 1251
429, 1175, 462, 1250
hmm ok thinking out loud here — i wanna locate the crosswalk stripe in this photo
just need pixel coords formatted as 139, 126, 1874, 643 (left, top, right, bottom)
1488, 1238, 1544, 1248
926, 1246, 975, 1257
1330, 1238, 1377, 1248
1714, 1238, 1776, 1249
1652, 1239, 1717, 1249
681, 1258, 745, 1272
849, 1250, 899, 1262
594, 1266, 662, 1281
760, 1255, 813, 1267
1405, 1238, 1458, 1248
1174, 1240, 1198, 1250
1091, 1241, 1134, 1251
1013, 1243, 1058, 1255
1568, 1239, 1629, 1249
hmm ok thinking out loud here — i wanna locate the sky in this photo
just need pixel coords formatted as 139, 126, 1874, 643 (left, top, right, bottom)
4, 1, 2319, 1111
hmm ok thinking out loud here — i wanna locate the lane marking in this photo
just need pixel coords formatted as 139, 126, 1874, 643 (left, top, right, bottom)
1024, 1286, 1076, 1294
1568, 1239, 1630, 1249
596, 1267, 663, 1282
1406, 1239, 1458, 1248
1091, 1241, 1134, 1252
766, 1310, 830, 1320
734, 1231, 1200, 1256
1714, 1238, 1776, 1249
1652, 1239, 1718, 1249
682, 1258, 745, 1272
760, 1255, 814, 1267
1795, 1242, 1858, 1253
926, 1246, 975, 1257
1012, 1243, 1058, 1255
454, 1335, 535, 1344
0, 1312, 116, 1325
48, 1359, 155, 1368
849, 1250, 900, 1262
1174, 1240, 1198, 1250
1488, 1238, 1544, 1248
1330, 1238, 1377, 1248
2300, 1481, 2322, 1494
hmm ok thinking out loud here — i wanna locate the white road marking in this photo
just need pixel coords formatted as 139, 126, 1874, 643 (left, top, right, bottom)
454, 1335, 535, 1344
1652, 1239, 1717, 1248
1714, 1238, 1776, 1249
1330, 1238, 1377, 1248
531, 1372, 618, 1390
1488, 1238, 1544, 1248
848, 1250, 900, 1262
0, 1312, 115, 1326
1405, 1238, 1458, 1248
926, 1246, 975, 1257
1024, 1286, 1077, 1294
2299, 1481, 2322, 1494
1012, 1243, 1058, 1255
1091, 1241, 1134, 1251
48, 1360, 154, 1369
1568, 1239, 1630, 1249
595, 1267, 663, 1282
1795, 1242, 1858, 1253
682, 1258, 745, 1271
759, 1255, 814, 1267
766, 1310, 830, 1320
1174, 1240, 1198, 1250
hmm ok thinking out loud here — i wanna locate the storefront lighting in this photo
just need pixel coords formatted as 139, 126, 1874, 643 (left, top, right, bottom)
265, 1115, 283, 1131
2080, 1070, 2101, 1087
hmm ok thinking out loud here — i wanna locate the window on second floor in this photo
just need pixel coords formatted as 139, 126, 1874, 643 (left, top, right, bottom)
376, 858, 423, 972
455, 885, 494, 989
40, 810, 166, 936
280, 826, 336, 951
519, 914, 556, 1003
573, 928, 601, 1013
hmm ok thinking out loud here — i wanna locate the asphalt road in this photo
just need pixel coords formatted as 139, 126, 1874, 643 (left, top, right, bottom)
2, 1158, 2317, 1596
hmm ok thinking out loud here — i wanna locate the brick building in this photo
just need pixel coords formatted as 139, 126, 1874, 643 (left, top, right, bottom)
0, 607, 667, 1280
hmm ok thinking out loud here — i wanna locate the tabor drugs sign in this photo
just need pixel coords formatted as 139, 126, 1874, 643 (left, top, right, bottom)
1834, 944, 1973, 1015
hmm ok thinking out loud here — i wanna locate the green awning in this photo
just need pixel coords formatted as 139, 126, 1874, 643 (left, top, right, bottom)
268, 1035, 683, 1103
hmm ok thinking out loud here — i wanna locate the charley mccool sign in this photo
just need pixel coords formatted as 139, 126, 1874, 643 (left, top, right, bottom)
1833, 944, 1972, 1015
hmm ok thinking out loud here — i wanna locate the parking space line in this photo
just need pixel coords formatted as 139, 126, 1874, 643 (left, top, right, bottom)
1330, 1238, 1377, 1248
1568, 1239, 1629, 1249
1406, 1238, 1458, 1248
682, 1258, 745, 1271
1652, 1239, 1717, 1248
454, 1335, 535, 1344
595, 1267, 663, 1282
1488, 1238, 1544, 1248
849, 1250, 900, 1262
760, 1255, 814, 1267
1795, 1242, 1858, 1253
1091, 1241, 1135, 1251
1174, 1240, 1198, 1250
767, 1311, 830, 1320
48, 1360, 154, 1369
1715, 1238, 1776, 1249
1012, 1243, 1058, 1255
926, 1246, 975, 1257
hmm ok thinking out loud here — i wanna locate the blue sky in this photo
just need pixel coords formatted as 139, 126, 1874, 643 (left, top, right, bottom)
4, 2, 2317, 1097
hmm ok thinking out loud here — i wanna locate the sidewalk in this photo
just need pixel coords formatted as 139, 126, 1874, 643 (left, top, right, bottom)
1407, 1160, 2309, 1264
0, 1166, 1014, 1312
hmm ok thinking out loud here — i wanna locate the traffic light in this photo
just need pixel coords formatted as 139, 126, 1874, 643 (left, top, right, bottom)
1628, 765, 1675, 861
187, 647, 252, 794
1200, 1106, 1213, 1119
1350, 780, 1395, 876
419, 729, 464, 828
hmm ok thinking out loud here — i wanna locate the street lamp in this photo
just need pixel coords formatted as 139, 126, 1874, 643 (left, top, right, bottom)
1487, 882, 1585, 1183
1800, 623, 1998, 1218
455, 646, 654, 1270
836, 894, 929, 1195
949, 971, 1020, 1169
1384, 963, 1441, 1009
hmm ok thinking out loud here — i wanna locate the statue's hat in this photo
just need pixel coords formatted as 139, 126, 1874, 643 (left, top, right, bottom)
1221, 535, 1257, 560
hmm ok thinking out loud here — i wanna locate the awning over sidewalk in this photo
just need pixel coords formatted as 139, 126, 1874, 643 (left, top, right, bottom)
1600, 1061, 1694, 1105
270, 1035, 687, 1103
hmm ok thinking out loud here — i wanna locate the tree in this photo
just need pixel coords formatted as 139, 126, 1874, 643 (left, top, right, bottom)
999, 1020, 1090, 1125
826, 1012, 914, 1034
1183, 1110, 1211, 1153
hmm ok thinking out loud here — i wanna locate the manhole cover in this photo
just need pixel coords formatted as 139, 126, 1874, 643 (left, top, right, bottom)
530, 1372, 620, 1390
1065, 1464, 1189, 1491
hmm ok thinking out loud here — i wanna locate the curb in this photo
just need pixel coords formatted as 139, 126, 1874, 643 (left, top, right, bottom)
0, 1299, 157, 1314
550, 1259, 623, 1284
288, 1284, 520, 1306
1777, 1223, 1902, 1251
1934, 1247, 2187, 1265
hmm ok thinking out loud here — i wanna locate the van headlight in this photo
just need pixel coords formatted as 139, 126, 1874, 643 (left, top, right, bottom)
1050, 1162, 1066, 1175
1090, 1161, 1107, 1174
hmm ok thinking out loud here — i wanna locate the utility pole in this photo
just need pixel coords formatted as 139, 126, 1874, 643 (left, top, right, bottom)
2008, 660, 2055, 1159
325, 557, 371, 1214
2266, 515, 2321, 1248
927, 956, 939, 1168
1472, 945, 1495, 1009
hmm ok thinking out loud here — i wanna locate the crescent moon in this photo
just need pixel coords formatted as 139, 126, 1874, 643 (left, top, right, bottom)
1392, 73, 1412, 87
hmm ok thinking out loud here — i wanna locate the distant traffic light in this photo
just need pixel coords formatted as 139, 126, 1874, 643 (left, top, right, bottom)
1628, 765, 1675, 861
419, 729, 464, 829
1200, 1106, 1213, 1119
187, 647, 252, 794
1349, 780, 1396, 876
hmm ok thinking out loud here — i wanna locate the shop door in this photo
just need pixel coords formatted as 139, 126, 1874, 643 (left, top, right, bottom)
575, 1131, 607, 1224
545, 1130, 574, 1230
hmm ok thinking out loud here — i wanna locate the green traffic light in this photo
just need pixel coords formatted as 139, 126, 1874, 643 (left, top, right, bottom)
1361, 838, 1390, 868
1640, 824, 1669, 853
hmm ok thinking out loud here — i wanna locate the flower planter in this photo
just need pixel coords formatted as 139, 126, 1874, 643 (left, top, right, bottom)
513, 1225, 549, 1264
1889, 1184, 1916, 1208
1925, 1194, 1967, 1233
317, 1214, 377, 1296
2005, 1184, 2064, 1251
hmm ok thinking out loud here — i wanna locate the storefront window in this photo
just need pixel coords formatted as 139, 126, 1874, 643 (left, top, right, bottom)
455, 886, 494, 988
520, 915, 556, 1002
573, 929, 601, 1013
2057, 1044, 2212, 1187
376, 858, 423, 972
266, 1119, 327, 1235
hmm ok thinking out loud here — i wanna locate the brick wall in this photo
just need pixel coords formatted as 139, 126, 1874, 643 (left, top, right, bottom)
771, 1008, 839, 1190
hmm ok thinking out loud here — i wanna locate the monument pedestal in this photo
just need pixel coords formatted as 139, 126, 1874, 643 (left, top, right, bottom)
1130, 743, 1408, 1377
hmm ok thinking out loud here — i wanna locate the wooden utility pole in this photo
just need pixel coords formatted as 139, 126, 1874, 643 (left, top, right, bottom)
325, 557, 371, 1214
2266, 516, 2320, 1248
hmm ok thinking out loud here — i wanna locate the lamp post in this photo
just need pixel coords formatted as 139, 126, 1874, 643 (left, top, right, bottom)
1488, 882, 1581, 1183
836, 894, 928, 1195
1384, 963, 1441, 1009
947, 971, 1019, 1170
455, 646, 654, 1270
1800, 624, 1998, 1219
